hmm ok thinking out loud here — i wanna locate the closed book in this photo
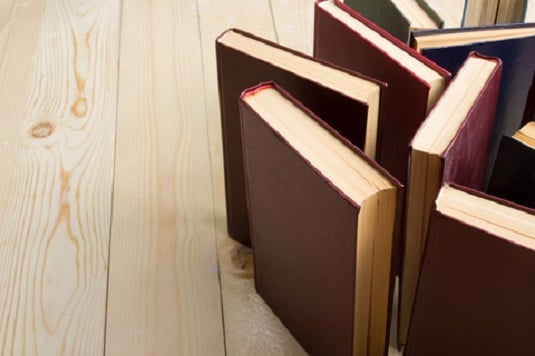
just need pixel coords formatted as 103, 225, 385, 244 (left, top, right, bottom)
487, 121, 535, 209
405, 183, 535, 356
399, 52, 502, 346
240, 83, 401, 356
216, 28, 386, 246
344, 0, 443, 44
411, 23, 535, 184
314, 0, 450, 184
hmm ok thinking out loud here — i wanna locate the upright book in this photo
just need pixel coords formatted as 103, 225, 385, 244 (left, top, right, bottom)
399, 52, 502, 346
216, 28, 386, 246
405, 183, 535, 356
487, 121, 535, 209
411, 23, 535, 183
314, 0, 450, 184
240, 83, 401, 356
344, 0, 443, 43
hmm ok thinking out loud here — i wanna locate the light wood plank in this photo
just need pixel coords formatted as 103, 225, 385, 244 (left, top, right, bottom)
105, 0, 225, 354
426, 0, 465, 27
197, 0, 279, 217
0, 1, 44, 221
0, 0, 120, 354
196, 0, 308, 354
270, 0, 315, 54
0, 3, 46, 353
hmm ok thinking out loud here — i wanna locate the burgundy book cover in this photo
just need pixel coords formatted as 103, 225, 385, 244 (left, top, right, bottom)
405, 185, 535, 356
439, 53, 502, 187
313, 0, 450, 184
240, 83, 401, 355
399, 52, 502, 345
216, 28, 387, 246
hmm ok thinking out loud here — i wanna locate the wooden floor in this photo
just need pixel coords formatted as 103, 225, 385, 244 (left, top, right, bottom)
0, 0, 533, 354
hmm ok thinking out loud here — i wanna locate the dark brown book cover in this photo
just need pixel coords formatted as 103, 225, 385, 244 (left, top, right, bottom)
405, 185, 535, 356
240, 83, 401, 355
313, 0, 450, 184
400, 52, 502, 345
216, 28, 387, 246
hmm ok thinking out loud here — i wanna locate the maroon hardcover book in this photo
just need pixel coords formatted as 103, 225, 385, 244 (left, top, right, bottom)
216, 28, 387, 246
399, 52, 502, 345
240, 82, 401, 355
313, 0, 450, 184
405, 184, 535, 356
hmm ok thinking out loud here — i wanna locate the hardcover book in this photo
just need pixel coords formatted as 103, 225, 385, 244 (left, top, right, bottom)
487, 121, 535, 209
344, 0, 443, 43
314, 0, 450, 184
405, 183, 535, 356
216, 28, 386, 246
399, 52, 502, 345
240, 83, 401, 356
411, 23, 535, 183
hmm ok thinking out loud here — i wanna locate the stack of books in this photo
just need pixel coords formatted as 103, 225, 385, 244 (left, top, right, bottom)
215, 0, 535, 354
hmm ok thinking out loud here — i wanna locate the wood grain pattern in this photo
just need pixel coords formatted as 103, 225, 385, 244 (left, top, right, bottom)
0, 0, 120, 354
270, 0, 315, 54
104, 0, 225, 354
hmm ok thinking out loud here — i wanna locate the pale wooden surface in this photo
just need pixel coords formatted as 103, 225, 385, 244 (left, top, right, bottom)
104, 0, 225, 354
0, 0, 533, 355
0, 0, 120, 354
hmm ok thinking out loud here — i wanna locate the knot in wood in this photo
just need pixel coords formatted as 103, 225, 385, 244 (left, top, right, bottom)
231, 246, 253, 271
71, 97, 88, 118
30, 122, 54, 138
